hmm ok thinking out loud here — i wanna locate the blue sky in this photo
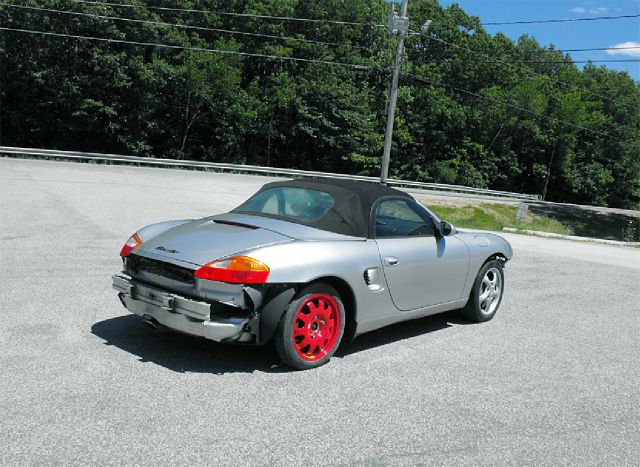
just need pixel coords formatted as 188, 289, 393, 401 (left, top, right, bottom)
438, 0, 640, 80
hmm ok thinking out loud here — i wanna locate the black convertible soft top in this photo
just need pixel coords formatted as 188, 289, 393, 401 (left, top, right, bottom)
234, 178, 412, 238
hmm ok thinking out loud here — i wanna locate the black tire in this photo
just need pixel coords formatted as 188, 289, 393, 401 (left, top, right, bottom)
462, 259, 505, 323
275, 283, 346, 370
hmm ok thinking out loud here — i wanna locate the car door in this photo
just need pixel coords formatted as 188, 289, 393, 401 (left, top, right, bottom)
374, 197, 469, 311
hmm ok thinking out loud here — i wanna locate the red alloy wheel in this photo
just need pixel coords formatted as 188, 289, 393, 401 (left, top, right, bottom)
292, 293, 341, 361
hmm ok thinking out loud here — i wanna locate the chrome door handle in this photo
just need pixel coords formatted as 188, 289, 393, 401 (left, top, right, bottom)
384, 256, 399, 266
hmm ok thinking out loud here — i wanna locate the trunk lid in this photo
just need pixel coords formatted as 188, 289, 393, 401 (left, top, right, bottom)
137, 218, 294, 266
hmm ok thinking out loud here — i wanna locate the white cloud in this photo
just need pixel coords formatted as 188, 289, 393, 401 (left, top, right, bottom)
569, 5, 611, 14
606, 41, 640, 57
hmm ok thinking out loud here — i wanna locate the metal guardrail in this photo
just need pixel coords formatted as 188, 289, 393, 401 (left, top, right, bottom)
0, 145, 542, 201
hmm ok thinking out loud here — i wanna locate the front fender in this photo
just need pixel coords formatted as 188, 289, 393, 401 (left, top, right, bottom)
456, 232, 513, 298
487, 233, 513, 260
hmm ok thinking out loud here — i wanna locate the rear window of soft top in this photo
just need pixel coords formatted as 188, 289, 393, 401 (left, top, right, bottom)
235, 187, 335, 222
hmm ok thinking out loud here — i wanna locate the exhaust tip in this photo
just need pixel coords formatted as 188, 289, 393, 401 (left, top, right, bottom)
142, 315, 160, 331
117, 293, 127, 308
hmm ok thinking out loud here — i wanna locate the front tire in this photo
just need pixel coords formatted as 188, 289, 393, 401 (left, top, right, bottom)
275, 283, 345, 370
462, 260, 505, 323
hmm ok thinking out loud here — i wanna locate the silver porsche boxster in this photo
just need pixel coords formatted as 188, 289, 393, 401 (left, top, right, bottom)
112, 179, 513, 369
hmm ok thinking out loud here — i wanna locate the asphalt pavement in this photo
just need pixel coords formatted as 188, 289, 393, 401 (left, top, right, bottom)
1, 157, 639, 465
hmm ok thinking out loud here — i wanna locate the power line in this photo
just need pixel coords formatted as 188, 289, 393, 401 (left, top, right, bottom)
406, 72, 625, 142
1, 24, 634, 139
1, 2, 367, 51
410, 30, 640, 61
481, 14, 640, 25
63, 0, 383, 27
9, 3, 636, 61
0, 26, 372, 70
423, 35, 635, 109
434, 58, 640, 64
518, 59, 640, 63
410, 30, 640, 53
558, 46, 640, 53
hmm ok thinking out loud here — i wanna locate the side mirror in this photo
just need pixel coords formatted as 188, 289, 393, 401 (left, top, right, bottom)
439, 221, 456, 237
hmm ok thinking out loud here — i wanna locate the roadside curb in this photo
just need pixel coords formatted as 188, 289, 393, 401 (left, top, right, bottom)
502, 227, 640, 247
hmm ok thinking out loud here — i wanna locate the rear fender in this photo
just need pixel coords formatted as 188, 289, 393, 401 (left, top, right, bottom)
249, 240, 395, 330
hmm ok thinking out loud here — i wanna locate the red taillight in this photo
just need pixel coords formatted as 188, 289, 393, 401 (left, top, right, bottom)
120, 233, 142, 257
194, 256, 270, 284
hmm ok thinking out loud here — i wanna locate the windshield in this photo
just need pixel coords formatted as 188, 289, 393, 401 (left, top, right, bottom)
235, 187, 335, 222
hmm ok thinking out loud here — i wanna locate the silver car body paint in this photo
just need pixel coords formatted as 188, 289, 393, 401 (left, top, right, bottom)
375, 235, 469, 310
213, 213, 364, 241
136, 219, 191, 242
137, 217, 293, 266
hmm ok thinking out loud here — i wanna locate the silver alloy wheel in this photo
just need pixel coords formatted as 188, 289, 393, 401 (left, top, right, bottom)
479, 267, 502, 315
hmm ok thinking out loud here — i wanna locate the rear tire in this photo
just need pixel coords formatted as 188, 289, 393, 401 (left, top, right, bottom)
462, 260, 504, 323
275, 283, 345, 370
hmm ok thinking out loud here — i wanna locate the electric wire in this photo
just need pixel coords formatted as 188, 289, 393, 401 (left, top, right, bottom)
406, 72, 626, 141
423, 35, 636, 109
410, 29, 640, 63
0, 26, 372, 70
1, 3, 368, 51
481, 14, 640, 25
434, 59, 640, 64
1, 17, 634, 143
63, 0, 384, 27
9, 3, 637, 57
557, 46, 640, 53
523, 59, 640, 63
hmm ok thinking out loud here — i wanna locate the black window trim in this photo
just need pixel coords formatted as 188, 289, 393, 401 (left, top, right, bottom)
369, 195, 439, 239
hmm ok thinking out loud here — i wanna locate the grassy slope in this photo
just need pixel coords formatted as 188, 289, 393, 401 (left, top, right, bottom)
429, 203, 571, 235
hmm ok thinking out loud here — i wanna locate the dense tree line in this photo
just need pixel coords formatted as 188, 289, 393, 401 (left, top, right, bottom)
1, 0, 638, 208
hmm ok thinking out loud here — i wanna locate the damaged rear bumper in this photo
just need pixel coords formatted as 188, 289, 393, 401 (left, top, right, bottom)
112, 274, 253, 342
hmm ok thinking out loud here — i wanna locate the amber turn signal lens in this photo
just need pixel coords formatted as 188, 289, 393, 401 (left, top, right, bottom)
120, 233, 142, 257
194, 256, 270, 284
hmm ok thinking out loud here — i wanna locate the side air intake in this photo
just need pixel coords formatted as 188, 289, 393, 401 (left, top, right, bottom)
363, 267, 383, 292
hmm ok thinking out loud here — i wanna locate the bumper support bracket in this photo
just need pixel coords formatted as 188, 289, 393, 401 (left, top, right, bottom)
112, 274, 251, 342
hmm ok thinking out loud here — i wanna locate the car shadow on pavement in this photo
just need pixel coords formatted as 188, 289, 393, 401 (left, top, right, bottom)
335, 310, 469, 358
92, 311, 471, 374
91, 315, 281, 374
